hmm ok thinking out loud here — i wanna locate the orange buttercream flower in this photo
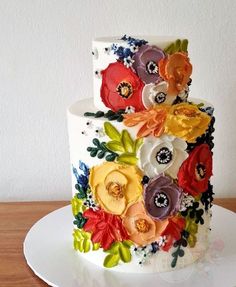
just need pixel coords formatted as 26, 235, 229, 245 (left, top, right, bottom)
122, 201, 168, 246
159, 52, 192, 95
123, 105, 169, 138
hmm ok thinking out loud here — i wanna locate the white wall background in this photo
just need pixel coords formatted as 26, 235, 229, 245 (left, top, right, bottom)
0, 0, 236, 201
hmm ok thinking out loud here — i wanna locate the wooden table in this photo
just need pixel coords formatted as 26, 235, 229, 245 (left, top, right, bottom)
0, 199, 235, 287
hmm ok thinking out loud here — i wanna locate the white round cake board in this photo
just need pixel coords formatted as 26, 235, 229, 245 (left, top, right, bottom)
23, 205, 236, 287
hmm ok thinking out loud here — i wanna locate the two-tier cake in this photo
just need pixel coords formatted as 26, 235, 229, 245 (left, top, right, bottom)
67, 36, 215, 273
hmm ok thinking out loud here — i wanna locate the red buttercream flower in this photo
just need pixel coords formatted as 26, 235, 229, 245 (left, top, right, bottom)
83, 208, 129, 250
101, 62, 145, 112
178, 144, 213, 197
161, 216, 186, 252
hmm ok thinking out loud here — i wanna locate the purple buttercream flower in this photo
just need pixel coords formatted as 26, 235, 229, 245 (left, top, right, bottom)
132, 45, 165, 84
144, 174, 182, 220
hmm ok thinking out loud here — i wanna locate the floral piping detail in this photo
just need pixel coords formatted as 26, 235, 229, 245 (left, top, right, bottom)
171, 231, 188, 268
201, 182, 214, 211
84, 109, 125, 122
71, 162, 99, 214
164, 39, 189, 54
89, 162, 143, 216
111, 35, 147, 63
87, 138, 118, 162
138, 135, 188, 179
179, 193, 195, 212
123, 105, 169, 138
73, 229, 100, 253
87, 122, 143, 165
101, 62, 145, 112
103, 241, 133, 268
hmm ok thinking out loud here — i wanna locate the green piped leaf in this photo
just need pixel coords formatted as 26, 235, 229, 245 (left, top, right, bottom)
89, 122, 141, 165
119, 244, 131, 263
105, 242, 120, 255
164, 39, 189, 54
83, 239, 91, 252
175, 39, 181, 51
92, 138, 100, 147
117, 153, 137, 165
106, 141, 125, 152
93, 243, 100, 251
185, 216, 198, 248
71, 195, 86, 215
196, 103, 205, 108
122, 240, 133, 248
97, 151, 106, 159
73, 229, 99, 253
103, 254, 120, 268
95, 111, 105, 118
75, 184, 87, 199
84, 109, 124, 122
187, 234, 197, 248
134, 138, 143, 154
84, 112, 95, 117
73, 212, 87, 229
171, 243, 185, 268
90, 149, 98, 157
121, 130, 134, 153
104, 122, 121, 141
87, 138, 118, 162
103, 241, 133, 268
181, 39, 188, 52
73, 229, 91, 253
105, 153, 118, 162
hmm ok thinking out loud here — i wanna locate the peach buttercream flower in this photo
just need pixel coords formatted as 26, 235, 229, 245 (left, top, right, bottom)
123, 105, 170, 138
89, 162, 143, 215
122, 201, 168, 246
165, 103, 211, 143
159, 52, 192, 95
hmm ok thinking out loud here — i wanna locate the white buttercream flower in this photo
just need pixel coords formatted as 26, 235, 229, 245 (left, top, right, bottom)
142, 81, 177, 108
138, 135, 188, 179
158, 236, 167, 247
94, 127, 105, 138
124, 56, 135, 68
179, 193, 194, 212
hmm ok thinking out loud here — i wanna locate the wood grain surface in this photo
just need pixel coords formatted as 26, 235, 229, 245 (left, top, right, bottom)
0, 199, 235, 287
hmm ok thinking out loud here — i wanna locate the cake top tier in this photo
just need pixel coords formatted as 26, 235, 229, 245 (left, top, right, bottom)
94, 36, 186, 48
92, 35, 192, 111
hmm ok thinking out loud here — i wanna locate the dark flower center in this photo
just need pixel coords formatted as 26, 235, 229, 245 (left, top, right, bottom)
135, 218, 150, 233
141, 175, 150, 185
195, 163, 206, 181
146, 61, 158, 74
154, 192, 169, 208
154, 92, 166, 104
156, 147, 172, 164
116, 81, 133, 99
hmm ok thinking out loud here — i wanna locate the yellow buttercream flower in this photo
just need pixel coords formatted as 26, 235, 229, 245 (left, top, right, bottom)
165, 103, 211, 143
89, 162, 143, 215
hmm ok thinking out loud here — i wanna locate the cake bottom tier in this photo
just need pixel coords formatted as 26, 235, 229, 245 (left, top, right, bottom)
68, 98, 213, 272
